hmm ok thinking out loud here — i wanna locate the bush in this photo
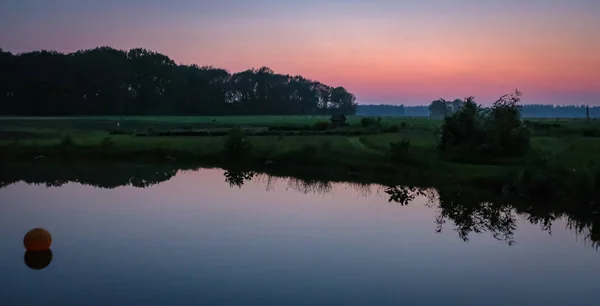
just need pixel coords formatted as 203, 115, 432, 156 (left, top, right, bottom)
224, 127, 253, 156
438, 90, 531, 159
360, 116, 382, 127
484, 90, 531, 156
438, 97, 486, 153
382, 124, 400, 133
389, 139, 411, 162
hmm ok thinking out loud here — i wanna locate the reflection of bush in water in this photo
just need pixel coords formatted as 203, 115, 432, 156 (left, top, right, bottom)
223, 169, 255, 188
226, 173, 600, 248
382, 186, 599, 248
384, 185, 517, 245
435, 197, 517, 245
3, 162, 600, 248
384, 186, 424, 205
347, 182, 374, 197
418, 188, 517, 245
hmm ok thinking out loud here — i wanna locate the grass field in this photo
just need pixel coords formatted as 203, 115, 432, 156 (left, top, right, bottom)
1, 115, 600, 187
0, 115, 432, 124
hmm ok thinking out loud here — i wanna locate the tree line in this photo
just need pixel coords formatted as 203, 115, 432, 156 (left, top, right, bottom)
1, 46, 595, 118
358, 103, 599, 118
0, 47, 358, 116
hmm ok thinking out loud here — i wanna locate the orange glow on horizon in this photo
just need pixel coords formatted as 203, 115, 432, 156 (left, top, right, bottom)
2, 0, 598, 104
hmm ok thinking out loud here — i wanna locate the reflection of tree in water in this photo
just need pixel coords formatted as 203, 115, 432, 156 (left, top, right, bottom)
223, 169, 255, 188
347, 182, 374, 197
6, 162, 600, 248
385, 186, 517, 245
565, 218, 599, 248
434, 190, 516, 246
263, 175, 280, 192
238, 174, 374, 197
0, 163, 181, 189
385, 185, 600, 248
515, 195, 600, 249
127, 169, 179, 188
384, 186, 425, 205
286, 178, 332, 195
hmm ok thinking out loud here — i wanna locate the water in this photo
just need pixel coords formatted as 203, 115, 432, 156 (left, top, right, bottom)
1, 167, 599, 306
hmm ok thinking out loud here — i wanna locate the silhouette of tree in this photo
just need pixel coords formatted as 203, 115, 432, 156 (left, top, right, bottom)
0, 47, 358, 116
223, 169, 256, 188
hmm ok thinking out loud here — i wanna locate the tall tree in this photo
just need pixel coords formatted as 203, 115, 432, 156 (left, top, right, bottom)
0, 47, 358, 116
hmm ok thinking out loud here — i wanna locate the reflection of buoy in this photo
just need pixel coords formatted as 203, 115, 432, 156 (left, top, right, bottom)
23, 228, 52, 251
24, 250, 53, 270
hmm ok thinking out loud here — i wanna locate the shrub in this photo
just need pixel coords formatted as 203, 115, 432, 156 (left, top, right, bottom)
382, 124, 400, 133
438, 97, 486, 153
484, 90, 531, 156
389, 139, 411, 162
360, 117, 381, 127
438, 90, 531, 159
224, 127, 253, 156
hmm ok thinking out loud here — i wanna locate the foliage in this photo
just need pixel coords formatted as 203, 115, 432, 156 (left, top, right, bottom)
388, 139, 411, 162
484, 90, 531, 156
359, 104, 600, 118
360, 116, 382, 128
438, 97, 486, 153
223, 127, 253, 156
384, 186, 425, 205
357, 104, 405, 116
224, 169, 255, 188
438, 91, 531, 158
0, 47, 358, 116
428, 99, 464, 118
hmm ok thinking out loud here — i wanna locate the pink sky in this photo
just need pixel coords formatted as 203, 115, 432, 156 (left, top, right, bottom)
1, 0, 599, 105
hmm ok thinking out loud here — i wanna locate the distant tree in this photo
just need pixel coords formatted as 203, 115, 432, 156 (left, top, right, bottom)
429, 99, 448, 119
0, 47, 358, 116
356, 104, 405, 116
450, 99, 464, 114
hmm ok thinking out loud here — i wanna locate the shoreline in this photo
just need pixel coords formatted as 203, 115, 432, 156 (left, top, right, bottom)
1, 114, 598, 208
0, 140, 518, 188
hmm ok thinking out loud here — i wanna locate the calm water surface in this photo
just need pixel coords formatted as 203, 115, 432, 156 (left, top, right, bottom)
1, 168, 599, 306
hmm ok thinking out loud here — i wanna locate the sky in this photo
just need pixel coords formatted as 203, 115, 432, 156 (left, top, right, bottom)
1, 0, 599, 105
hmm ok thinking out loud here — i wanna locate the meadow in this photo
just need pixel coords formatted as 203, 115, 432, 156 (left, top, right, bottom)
1, 115, 600, 188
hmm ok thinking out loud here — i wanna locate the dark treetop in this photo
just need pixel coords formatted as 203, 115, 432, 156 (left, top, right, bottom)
0, 47, 357, 116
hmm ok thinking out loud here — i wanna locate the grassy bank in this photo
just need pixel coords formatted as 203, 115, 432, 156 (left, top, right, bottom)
1, 116, 600, 187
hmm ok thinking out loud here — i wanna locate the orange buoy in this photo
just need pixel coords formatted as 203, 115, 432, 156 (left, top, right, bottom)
23, 228, 52, 251
24, 250, 53, 270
